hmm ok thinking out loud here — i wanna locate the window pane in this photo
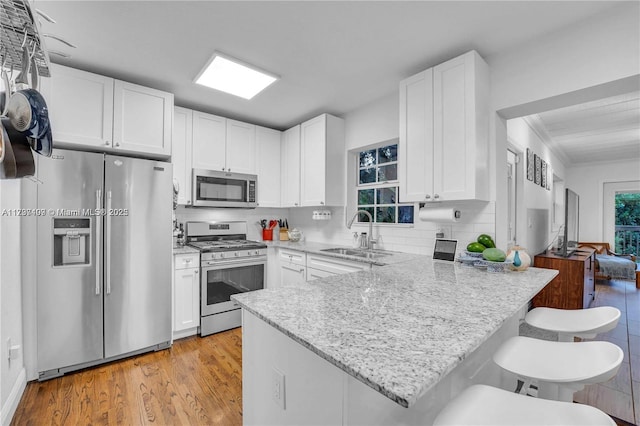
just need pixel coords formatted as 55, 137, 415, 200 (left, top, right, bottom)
376, 187, 396, 204
358, 189, 374, 205
398, 205, 414, 224
359, 150, 376, 168
378, 164, 397, 182
358, 207, 374, 222
376, 206, 395, 223
378, 145, 397, 164
359, 168, 376, 184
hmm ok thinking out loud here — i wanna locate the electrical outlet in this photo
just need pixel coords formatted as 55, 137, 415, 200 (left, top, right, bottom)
272, 368, 286, 410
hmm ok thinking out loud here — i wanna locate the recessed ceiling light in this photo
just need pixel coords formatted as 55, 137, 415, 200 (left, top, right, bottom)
194, 52, 278, 100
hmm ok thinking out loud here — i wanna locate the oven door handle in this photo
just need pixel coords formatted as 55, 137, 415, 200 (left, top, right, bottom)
201, 257, 267, 268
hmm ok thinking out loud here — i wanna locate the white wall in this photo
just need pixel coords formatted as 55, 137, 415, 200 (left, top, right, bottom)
488, 2, 640, 249
566, 160, 640, 243
0, 181, 26, 426
507, 117, 567, 251
489, 3, 640, 117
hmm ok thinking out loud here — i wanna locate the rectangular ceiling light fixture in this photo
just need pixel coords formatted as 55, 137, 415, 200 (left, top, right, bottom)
194, 52, 279, 100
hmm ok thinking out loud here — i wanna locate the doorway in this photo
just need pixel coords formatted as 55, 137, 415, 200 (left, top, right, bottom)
506, 149, 520, 247
603, 181, 640, 252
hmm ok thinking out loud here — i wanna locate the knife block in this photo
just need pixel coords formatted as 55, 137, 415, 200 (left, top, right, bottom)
279, 229, 289, 241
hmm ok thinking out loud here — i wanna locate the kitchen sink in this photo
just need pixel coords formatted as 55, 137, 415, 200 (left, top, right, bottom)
320, 248, 389, 259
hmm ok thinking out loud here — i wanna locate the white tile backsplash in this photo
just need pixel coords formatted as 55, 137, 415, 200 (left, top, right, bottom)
175, 201, 496, 255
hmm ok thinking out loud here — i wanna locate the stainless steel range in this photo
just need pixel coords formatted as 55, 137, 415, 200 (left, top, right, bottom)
185, 221, 267, 336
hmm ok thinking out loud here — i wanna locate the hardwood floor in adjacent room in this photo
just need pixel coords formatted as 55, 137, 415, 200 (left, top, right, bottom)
574, 279, 640, 425
11, 328, 243, 426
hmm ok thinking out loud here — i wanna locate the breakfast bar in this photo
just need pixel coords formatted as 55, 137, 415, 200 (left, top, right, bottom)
233, 258, 558, 425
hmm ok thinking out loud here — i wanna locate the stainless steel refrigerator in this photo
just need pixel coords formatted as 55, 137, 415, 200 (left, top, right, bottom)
36, 148, 172, 379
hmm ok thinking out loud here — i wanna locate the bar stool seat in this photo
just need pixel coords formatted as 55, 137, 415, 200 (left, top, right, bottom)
493, 336, 623, 401
525, 306, 621, 342
433, 384, 615, 425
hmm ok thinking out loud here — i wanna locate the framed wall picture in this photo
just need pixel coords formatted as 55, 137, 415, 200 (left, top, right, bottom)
534, 154, 541, 185
526, 148, 534, 181
541, 160, 547, 188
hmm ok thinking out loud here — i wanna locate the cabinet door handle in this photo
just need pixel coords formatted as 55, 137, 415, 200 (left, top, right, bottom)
434, 194, 440, 199
115, 142, 120, 147
194, 270, 198, 274
425, 194, 431, 199
104, 141, 110, 146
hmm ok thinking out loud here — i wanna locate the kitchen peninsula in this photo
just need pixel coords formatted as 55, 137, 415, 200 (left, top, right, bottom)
233, 258, 558, 425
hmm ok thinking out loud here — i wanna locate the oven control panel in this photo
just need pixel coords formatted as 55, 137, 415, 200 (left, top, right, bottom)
201, 248, 268, 262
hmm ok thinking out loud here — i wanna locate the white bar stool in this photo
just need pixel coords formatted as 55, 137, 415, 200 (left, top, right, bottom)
433, 384, 615, 425
493, 336, 623, 402
525, 306, 621, 342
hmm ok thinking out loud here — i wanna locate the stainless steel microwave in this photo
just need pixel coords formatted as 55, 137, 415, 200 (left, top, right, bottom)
192, 169, 257, 208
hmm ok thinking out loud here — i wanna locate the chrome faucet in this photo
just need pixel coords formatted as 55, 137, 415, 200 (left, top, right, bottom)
347, 210, 378, 250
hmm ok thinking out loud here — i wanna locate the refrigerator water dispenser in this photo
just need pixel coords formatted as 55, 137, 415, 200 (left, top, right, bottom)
53, 218, 91, 266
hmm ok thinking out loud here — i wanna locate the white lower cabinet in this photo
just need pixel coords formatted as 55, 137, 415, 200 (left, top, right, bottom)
306, 254, 369, 281
279, 249, 307, 286
275, 249, 371, 285
173, 253, 200, 338
280, 263, 307, 285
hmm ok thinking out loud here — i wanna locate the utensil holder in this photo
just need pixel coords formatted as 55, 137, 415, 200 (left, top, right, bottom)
262, 229, 273, 241
279, 228, 289, 241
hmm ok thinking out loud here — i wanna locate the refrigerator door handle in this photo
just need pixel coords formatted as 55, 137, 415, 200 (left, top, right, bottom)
95, 189, 102, 295
106, 190, 112, 295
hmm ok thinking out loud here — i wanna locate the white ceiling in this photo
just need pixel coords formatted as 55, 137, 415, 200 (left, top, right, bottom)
524, 91, 640, 165
35, 1, 627, 131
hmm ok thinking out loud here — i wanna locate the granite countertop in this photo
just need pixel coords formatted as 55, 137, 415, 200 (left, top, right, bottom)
265, 240, 423, 266
232, 260, 558, 408
172, 245, 200, 255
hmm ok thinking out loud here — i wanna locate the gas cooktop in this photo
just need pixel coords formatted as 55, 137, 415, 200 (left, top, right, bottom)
188, 239, 267, 252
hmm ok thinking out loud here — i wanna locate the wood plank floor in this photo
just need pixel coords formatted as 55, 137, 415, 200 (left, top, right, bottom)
11, 328, 243, 426
13, 281, 639, 425
575, 278, 640, 425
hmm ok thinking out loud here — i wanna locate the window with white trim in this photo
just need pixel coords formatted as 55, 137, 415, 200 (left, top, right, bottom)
356, 143, 414, 224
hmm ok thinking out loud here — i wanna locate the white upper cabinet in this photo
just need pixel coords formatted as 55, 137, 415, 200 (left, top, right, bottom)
281, 125, 301, 207
191, 114, 257, 174
299, 114, 345, 207
40, 64, 114, 149
176, 108, 279, 205
41, 64, 173, 158
172, 107, 193, 205
192, 111, 226, 171
399, 68, 434, 202
226, 119, 256, 174
113, 81, 173, 157
399, 50, 489, 203
256, 126, 282, 207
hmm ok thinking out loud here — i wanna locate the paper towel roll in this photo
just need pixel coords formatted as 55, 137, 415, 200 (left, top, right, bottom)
418, 207, 460, 222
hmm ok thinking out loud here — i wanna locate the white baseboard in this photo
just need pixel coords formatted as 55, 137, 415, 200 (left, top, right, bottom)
173, 326, 199, 341
1, 368, 26, 426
